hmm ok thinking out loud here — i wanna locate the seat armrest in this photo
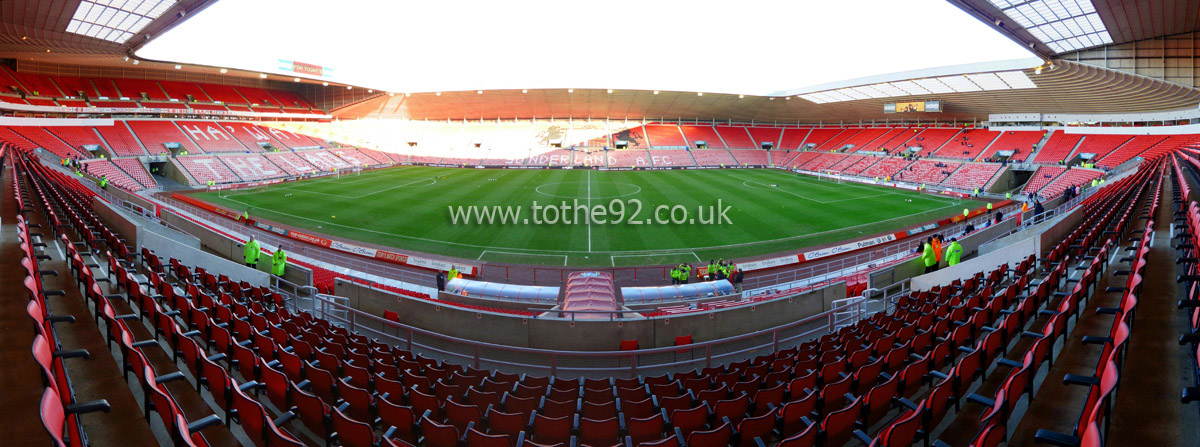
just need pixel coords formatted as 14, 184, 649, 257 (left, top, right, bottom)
187, 414, 223, 432
1033, 429, 1080, 447
1063, 374, 1099, 387
65, 400, 111, 415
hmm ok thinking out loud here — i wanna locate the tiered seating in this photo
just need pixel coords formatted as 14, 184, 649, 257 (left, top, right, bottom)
1064, 134, 1128, 163
980, 130, 1042, 161
648, 150, 695, 167
142, 101, 188, 110
254, 125, 316, 149
574, 150, 607, 167
894, 160, 960, 184
1095, 135, 1166, 168
94, 124, 148, 156
934, 129, 998, 160
777, 127, 811, 150
608, 149, 652, 167
236, 87, 282, 106
410, 155, 444, 164
357, 148, 395, 164
679, 125, 725, 149
827, 154, 867, 173
8, 141, 1169, 447
6, 67, 63, 96
1021, 166, 1067, 194
157, 80, 213, 101
332, 148, 384, 167
87, 78, 122, 98
176, 156, 240, 184
264, 151, 318, 175
44, 127, 106, 154
124, 120, 203, 154
525, 149, 573, 166
8, 126, 89, 158
220, 121, 279, 152
176, 121, 251, 153
1032, 130, 1086, 164
1110, 135, 1200, 167
188, 103, 231, 113
56, 99, 89, 108
784, 151, 821, 168
270, 90, 317, 109
798, 153, 847, 171
644, 125, 687, 148
299, 149, 354, 170
856, 127, 909, 152
112, 158, 157, 189
839, 155, 883, 175
729, 150, 770, 166
220, 154, 286, 181
1173, 155, 1200, 412
82, 159, 144, 191
744, 126, 782, 149
838, 128, 890, 152
200, 84, 248, 104
939, 163, 1001, 191
857, 157, 911, 179
813, 128, 862, 151
112, 78, 168, 100
1039, 168, 1102, 198
798, 128, 842, 150
25, 97, 58, 106
906, 128, 961, 157
50, 75, 96, 97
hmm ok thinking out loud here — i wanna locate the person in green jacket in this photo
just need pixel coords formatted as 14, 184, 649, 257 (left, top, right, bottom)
922, 237, 937, 274
271, 246, 287, 276
244, 236, 260, 268
946, 238, 963, 266
681, 264, 690, 284
448, 267, 459, 281
669, 266, 679, 285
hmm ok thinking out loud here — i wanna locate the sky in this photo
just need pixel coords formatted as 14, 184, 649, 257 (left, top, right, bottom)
137, 0, 1037, 95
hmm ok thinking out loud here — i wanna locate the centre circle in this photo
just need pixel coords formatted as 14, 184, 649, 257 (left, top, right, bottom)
534, 181, 643, 200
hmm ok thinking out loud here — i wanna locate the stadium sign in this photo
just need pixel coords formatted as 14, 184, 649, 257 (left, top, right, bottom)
739, 254, 802, 272
278, 59, 335, 78
803, 234, 897, 261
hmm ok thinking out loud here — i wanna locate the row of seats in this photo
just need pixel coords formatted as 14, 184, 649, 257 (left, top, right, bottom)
893, 161, 960, 185
1171, 154, 1200, 410
81, 160, 145, 192
934, 130, 998, 161
1022, 166, 1068, 195
1039, 169, 1103, 199
939, 164, 1002, 191
979, 131, 1041, 162
0, 66, 318, 110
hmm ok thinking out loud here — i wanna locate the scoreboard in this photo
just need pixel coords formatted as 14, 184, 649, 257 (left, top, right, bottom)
884, 100, 941, 113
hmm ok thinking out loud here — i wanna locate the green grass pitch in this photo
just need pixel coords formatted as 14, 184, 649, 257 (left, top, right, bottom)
192, 166, 983, 267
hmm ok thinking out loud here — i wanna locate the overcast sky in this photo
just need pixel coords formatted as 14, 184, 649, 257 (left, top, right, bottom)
138, 0, 1037, 95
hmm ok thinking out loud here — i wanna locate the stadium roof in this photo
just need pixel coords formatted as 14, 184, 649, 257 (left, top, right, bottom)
951, 0, 1200, 57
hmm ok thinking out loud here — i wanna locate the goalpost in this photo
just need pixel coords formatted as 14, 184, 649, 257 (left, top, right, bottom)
816, 171, 844, 184
335, 167, 363, 180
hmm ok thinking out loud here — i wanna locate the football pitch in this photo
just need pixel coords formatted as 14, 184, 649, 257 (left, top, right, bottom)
192, 166, 983, 267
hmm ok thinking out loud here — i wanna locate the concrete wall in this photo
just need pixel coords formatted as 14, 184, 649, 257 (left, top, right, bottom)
910, 234, 1037, 291
869, 215, 1019, 290
141, 230, 270, 285
335, 280, 844, 351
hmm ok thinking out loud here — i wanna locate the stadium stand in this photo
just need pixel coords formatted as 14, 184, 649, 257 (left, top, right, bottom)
81, 159, 144, 191
1038, 167, 1102, 198
679, 125, 726, 149
935, 129, 998, 160
200, 83, 249, 104
783, 151, 820, 168
1031, 130, 1086, 164
7, 126, 88, 158
608, 149, 653, 167
55, 99, 89, 107
839, 155, 883, 175
648, 150, 695, 167
157, 80, 213, 101
856, 127, 909, 152
111, 78, 169, 100
690, 149, 736, 166
264, 151, 319, 175
24, 97, 58, 106
771, 127, 806, 150
741, 126, 782, 150
87, 77, 122, 98
221, 122, 279, 152
1095, 135, 1167, 168
795, 127, 839, 150
94, 123, 148, 156
50, 75, 95, 97
43, 126, 106, 155
827, 154, 867, 173
1103, 134, 1200, 167
1021, 165, 1068, 195
857, 157, 911, 179
236, 86, 283, 106
175, 155, 240, 184
221, 153, 287, 181
905, 128, 960, 157
187, 103, 232, 113
710, 126, 751, 149
176, 120, 251, 153
645, 124, 688, 148
1068, 133, 1131, 162
838, 127, 889, 152
527, 149, 573, 166
574, 149, 607, 167
299, 149, 354, 170
813, 128, 862, 151
729, 150, 770, 166
894, 160, 960, 185
799, 152, 848, 171
980, 130, 1042, 161
332, 148, 384, 167
125, 120, 203, 154
111, 158, 157, 189
939, 162, 1002, 191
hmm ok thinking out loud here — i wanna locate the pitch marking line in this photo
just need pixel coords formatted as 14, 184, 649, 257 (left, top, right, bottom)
478, 250, 569, 266
610, 251, 701, 267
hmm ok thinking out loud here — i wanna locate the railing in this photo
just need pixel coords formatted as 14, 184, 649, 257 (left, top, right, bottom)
297, 292, 886, 379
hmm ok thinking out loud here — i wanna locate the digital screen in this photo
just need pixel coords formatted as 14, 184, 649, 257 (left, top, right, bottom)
885, 100, 941, 113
